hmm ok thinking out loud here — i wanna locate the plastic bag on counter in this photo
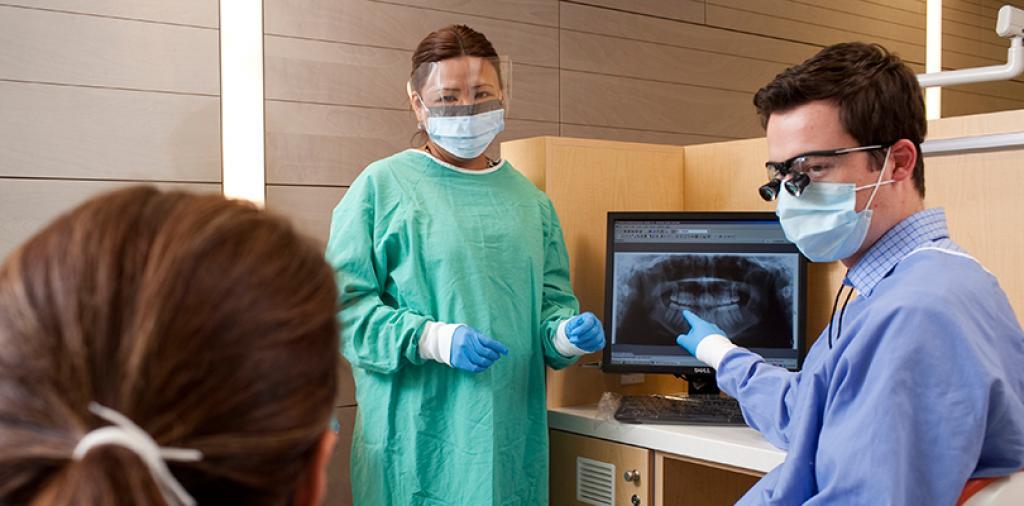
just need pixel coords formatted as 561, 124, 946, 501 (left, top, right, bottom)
595, 391, 622, 421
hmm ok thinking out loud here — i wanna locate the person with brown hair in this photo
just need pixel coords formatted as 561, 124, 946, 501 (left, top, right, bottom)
326, 25, 605, 505
0, 187, 341, 505
674, 42, 1024, 504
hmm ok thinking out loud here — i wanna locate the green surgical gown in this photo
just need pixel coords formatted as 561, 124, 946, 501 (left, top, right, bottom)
326, 149, 580, 506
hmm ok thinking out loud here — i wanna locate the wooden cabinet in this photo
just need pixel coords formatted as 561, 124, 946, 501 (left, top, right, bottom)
551, 429, 652, 506
551, 429, 767, 505
655, 453, 761, 506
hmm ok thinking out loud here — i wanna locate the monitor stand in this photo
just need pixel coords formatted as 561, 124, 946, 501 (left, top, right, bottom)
680, 372, 719, 396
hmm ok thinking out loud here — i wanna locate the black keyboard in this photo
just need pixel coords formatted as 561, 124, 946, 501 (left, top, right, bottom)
614, 395, 747, 426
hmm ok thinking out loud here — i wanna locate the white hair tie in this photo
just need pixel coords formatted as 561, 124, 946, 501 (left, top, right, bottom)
73, 402, 203, 506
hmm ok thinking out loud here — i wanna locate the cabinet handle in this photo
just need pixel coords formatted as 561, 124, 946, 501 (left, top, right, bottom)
623, 469, 641, 483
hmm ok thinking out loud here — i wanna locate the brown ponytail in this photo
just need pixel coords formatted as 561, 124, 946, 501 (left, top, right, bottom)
0, 186, 340, 505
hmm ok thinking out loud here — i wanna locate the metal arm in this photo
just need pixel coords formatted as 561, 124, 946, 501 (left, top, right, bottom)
916, 6, 1024, 88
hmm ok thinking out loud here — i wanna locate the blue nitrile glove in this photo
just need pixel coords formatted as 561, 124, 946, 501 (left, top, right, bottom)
450, 325, 509, 373
565, 312, 606, 352
675, 310, 726, 356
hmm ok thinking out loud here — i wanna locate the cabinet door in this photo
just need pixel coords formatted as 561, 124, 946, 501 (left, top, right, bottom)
655, 452, 762, 506
550, 429, 652, 506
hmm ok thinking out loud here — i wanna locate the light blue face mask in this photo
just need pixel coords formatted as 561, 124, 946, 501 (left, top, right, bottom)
776, 148, 894, 262
422, 100, 505, 160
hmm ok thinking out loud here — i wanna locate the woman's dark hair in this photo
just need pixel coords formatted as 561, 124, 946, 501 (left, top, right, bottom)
410, 24, 501, 92
753, 42, 927, 197
0, 186, 339, 505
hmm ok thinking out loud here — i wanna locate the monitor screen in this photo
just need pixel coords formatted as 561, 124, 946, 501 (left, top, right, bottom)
602, 212, 806, 375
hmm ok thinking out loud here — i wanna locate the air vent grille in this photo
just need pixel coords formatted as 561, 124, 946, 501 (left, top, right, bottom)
576, 456, 615, 506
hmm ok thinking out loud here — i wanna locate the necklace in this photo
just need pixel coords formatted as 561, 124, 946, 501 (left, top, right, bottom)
423, 144, 496, 168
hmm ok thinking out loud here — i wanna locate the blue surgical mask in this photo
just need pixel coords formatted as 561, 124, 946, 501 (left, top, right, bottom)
776, 148, 894, 262
423, 105, 505, 160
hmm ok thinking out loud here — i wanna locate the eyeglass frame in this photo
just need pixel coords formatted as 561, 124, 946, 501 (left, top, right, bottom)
764, 143, 891, 180
757, 143, 893, 202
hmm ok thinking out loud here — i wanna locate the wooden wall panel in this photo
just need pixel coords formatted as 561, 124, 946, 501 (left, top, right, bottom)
796, 0, 925, 28
569, 0, 705, 23
944, 1, 996, 27
0, 5, 218, 94
559, 30, 789, 94
324, 406, 357, 506
945, 19, 1001, 42
943, 33, 1008, 63
943, 89, 1024, 117
266, 101, 411, 186
0, 3, 221, 260
265, 185, 346, 246
378, 0, 558, 27
710, 0, 923, 47
948, 80, 1024, 103
0, 180, 220, 260
507, 64, 559, 122
559, 2, 818, 65
1, 0, 218, 27
560, 124, 735, 147
705, 0, 925, 64
264, 35, 410, 109
945, 0, 1003, 18
560, 71, 763, 139
0, 81, 220, 182
264, 0, 559, 67
337, 359, 356, 407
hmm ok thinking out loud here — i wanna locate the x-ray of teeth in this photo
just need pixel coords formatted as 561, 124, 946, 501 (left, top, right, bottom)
613, 253, 797, 349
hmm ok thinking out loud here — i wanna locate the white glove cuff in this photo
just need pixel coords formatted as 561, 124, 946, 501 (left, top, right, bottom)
694, 334, 737, 370
419, 321, 462, 366
552, 319, 588, 358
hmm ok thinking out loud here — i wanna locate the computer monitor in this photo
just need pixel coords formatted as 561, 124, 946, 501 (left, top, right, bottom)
601, 212, 807, 394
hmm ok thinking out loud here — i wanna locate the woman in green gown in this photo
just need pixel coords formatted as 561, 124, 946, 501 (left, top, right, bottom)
326, 24, 606, 505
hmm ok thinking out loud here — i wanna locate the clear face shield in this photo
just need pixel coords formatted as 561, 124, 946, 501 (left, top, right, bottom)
407, 56, 511, 160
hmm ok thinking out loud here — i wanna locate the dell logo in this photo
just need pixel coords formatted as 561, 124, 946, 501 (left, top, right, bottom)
693, 367, 712, 374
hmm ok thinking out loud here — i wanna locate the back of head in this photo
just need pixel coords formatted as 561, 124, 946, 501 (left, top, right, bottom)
753, 42, 928, 196
0, 187, 339, 505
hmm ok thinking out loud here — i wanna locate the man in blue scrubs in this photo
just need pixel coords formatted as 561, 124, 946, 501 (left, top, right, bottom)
676, 42, 1024, 504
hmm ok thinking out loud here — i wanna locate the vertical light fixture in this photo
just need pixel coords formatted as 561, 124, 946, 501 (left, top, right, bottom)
926, 0, 943, 120
220, 0, 265, 206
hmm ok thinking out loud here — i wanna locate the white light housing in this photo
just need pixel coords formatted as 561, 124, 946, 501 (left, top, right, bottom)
220, 1, 265, 206
925, 0, 942, 120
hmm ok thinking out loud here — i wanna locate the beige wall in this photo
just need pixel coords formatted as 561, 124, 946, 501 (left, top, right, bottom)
0, 2, 222, 259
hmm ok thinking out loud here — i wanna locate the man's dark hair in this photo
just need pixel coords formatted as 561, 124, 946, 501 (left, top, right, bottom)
754, 42, 927, 196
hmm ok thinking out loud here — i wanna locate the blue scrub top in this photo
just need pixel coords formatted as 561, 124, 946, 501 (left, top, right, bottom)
717, 208, 1024, 505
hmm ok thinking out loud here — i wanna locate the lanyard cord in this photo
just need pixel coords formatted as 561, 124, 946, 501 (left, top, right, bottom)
827, 275, 856, 349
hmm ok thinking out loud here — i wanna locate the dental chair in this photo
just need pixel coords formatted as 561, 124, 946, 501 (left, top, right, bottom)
958, 472, 1024, 506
